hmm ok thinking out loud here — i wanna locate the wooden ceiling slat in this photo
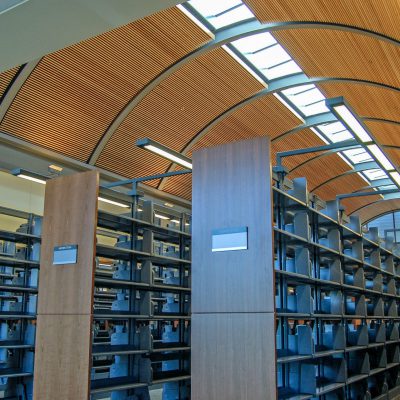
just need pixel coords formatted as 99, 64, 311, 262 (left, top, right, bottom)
319, 83, 400, 124
96, 47, 264, 178
342, 195, 382, 215
243, 0, 400, 41
0, 7, 210, 161
274, 30, 400, 89
0, 67, 19, 99
366, 121, 400, 148
188, 96, 301, 154
290, 153, 351, 191
355, 199, 400, 222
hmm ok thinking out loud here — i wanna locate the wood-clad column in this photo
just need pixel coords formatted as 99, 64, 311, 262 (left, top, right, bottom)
191, 138, 276, 399
33, 171, 99, 400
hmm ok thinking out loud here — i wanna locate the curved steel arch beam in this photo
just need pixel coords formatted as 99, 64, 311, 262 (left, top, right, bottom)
309, 165, 382, 193
0, 59, 41, 123
157, 76, 400, 190
287, 140, 400, 176
88, 19, 400, 165
350, 197, 400, 218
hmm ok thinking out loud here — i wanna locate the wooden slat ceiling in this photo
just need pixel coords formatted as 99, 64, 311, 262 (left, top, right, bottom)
96, 47, 264, 182
243, 0, 400, 41
355, 199, 400, 222
188, 95, 301, 153
0, 67, 19, 100
274, 29, 400, 89
365, 121, 400, 166
0, 1, 398, 221
0, 7, 210, 161
319, 83, 400, 123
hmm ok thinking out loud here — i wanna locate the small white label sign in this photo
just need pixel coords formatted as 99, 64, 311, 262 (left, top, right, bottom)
53, 245, 78, 265
212, 227, 248, 252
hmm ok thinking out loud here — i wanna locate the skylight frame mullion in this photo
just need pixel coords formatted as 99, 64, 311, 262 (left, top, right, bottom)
246, 42, 279, 55
224, 43, 270, 83
181, 2, 217, 33
207, 3, 242, 18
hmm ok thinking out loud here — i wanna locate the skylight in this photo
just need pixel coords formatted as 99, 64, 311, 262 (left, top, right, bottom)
180, 1, 394, 192
363, 169, 388, 181
231, 33, 302, 80
318, 122, 353, 143
281, 85, 329, 116
343, 148, 373, 164
187, 0, 254, 29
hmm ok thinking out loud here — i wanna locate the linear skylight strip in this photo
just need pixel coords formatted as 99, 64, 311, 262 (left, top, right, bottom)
208, 3, 242, 18
222, 45, 268, 86
188, 0, 254, 29
176, 4, 215, 38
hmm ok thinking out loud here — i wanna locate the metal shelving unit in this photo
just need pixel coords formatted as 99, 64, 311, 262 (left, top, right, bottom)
0, 206, 41, 399
274, 177, 400, 399
91, 199, 191, 399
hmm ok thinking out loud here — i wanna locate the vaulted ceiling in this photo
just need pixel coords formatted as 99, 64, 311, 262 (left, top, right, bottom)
1, 0, 400, 222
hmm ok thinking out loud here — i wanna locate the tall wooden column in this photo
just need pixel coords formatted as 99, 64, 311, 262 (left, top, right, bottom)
191, 138, 276, 399
33, 171, 99, 400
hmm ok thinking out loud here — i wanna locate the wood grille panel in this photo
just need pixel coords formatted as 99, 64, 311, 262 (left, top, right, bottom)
96, 47, 264, 179
274, 30, 400, 90
366, 121, 400, 148
0, 67, 19, 100
289, 153, 351, 191
0, 7, 210, 161
243, 0, 400, 41
343, 195, 382, 215
319, 83, 400, 124
355, 199, 400, 222
188, 95, 301, 154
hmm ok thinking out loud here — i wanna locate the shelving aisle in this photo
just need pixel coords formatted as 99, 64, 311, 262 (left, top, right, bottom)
91, 199, 192, 399
274, 177, 400, 399
0, 206, 41, 399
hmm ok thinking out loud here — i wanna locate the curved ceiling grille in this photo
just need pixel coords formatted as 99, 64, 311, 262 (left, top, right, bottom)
0, 0, 398, 219
0, 7, 211, 161
243, 0, 400, 41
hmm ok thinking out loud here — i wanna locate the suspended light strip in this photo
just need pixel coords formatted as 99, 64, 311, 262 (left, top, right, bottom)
155, 213, 170, 220
98, 197, 130, 208
367, 144, 395, 171
136, 138, 192, 169
11, 168, 47, 184
390, 172, 400, 186
12, 168, 131, 208
326, 98, 372, 143
17, 174, 46, 185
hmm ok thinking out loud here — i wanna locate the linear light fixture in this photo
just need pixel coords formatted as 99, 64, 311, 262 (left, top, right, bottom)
12, 168, 130, 208
136, 138, 192, 169
325, 97, 398, 179
390, 172, 400, 186
155, 213, 170, 220
11, 168, 47, 184
367, 144, 395, 171
98, 197, 130, 208
326, 97, 373, 143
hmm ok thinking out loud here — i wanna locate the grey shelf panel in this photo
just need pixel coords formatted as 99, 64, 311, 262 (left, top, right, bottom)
0, 341, 34, 349
0, 368, 33, 378
96, 244, 150, 260
0, 255, 39, 268
93, 312, 190, 321
0, 230, 41, 244
0, 312, 36, 320
94, 277, 190, 294
97, 210, 190, 239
